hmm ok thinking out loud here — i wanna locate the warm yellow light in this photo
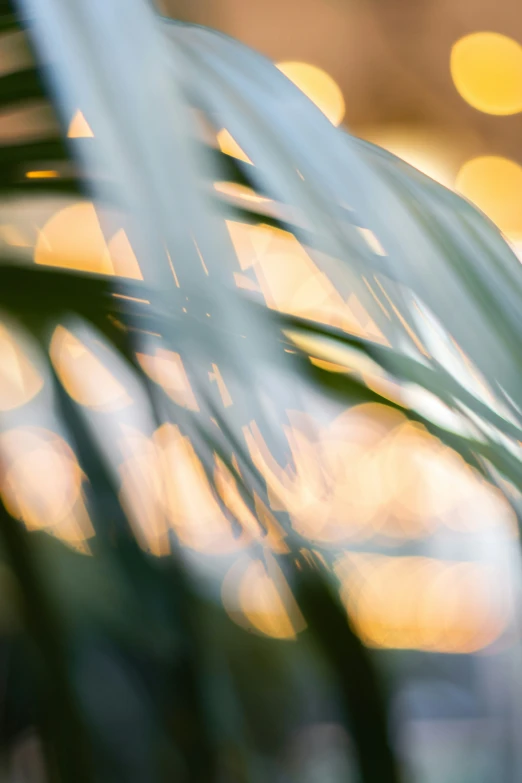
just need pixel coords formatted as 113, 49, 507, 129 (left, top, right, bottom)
380, 422, 466, 536
35, 202, 115, 274
0, 325, 43, 411
34, 202, 143, 278
153, 424, 251, 555
222, 555, 305, 639
361, 126, 456, 187
0, 427, 94, 550
226, 220, 387, 344
118, 423, 290, 557
216, 129, 252, 164
107, 229, 143, 280
26, 170, 59, 179
456, 156, 522, 239
67, 110, 94, 138
451, 32, 522, 115
337, 552, 509, 653
243, 403, 503, 544
137, 349, 199, 411
276, 61, 345, 126
50, 325, 132, 412
244, 404, 406, 544
118, 426, 171, 557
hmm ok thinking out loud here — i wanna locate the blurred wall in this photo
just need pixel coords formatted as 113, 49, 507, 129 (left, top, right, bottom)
160, 0, 522, 189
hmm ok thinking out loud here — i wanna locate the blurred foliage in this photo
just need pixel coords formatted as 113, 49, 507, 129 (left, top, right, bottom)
0, 1, 519, 782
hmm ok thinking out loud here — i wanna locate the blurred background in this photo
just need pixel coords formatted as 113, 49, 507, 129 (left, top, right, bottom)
1, 1, 522, 781
151, 2, 522, 780
160, 0, 522, 248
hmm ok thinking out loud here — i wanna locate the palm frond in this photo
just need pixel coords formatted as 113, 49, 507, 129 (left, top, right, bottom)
0, 1, 519, 782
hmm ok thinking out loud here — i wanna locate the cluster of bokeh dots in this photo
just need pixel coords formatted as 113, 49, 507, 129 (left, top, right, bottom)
451, 32, 522, 244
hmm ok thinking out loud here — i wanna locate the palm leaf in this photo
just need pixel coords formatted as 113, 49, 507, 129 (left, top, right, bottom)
0, 1, 519, 782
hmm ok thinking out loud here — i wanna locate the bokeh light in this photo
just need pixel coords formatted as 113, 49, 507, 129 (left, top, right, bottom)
216, 128, 252, 164
137, 348, 199, 411
120, 424, 251, 556
222, 554, 305, 639
361, 126, 459, 187
25, 170, 58, 179
35, 202, 114, 274
337, 552, 510, 653
275, 61, 345, 126
67, 109, 94, 138
50, 325, 133, 412
451, 32, 522, 115
118, 425, 171, 557
226, 221, 387, 344
0, 426, 94, 550
0, 324, 43, 411
244, 403, 511, 544
34, 202, 143, 278
456, 156, 522, 239
1, 4, 521, 778
119, 419, 293, 558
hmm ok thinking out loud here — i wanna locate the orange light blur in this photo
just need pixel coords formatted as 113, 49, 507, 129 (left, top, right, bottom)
0, 427, 94, 552
217, 129, 252, 164
118, 420, 293, 557
137, 349, 199, 411
107, 229, 143, 280
456, 156, 522, 240
0, 324, 43, 411
336, 552, 510, 653
34, 202, 143, 278
222, 554, 306, 639
26, 170, 59, 179
276, 61, 345, 126
226, 221, 388, 344
50, 325, 132, 412
157, 424, 252, 554
118, 426, 171, 557
35, 202, 114, 274
119, 424, 250, 555
243, 403, 509, 544
451, 32, 522, 116
67, 110, 94, 138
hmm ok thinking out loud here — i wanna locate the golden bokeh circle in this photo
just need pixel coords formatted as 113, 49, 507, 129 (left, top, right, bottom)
451, 32, 522, 115
0, 427, 83, 531
276, 61, 345, 126
456, 155, 522, 239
